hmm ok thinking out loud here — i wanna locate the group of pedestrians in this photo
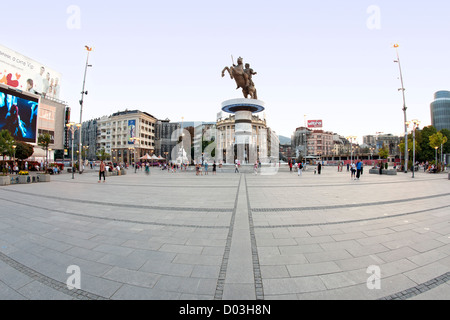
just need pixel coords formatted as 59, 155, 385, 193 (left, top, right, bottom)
350, 160, 364, 180
196, 161, 217, 175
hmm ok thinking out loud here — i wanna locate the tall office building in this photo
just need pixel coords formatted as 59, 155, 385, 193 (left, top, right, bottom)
430, 91, 450, 131
154, 119, 180, 161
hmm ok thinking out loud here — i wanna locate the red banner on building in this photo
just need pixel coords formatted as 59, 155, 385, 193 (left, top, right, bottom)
307, 120, 323, 128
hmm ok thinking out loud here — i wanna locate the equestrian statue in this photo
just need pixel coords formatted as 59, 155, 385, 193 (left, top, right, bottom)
222, 56, 258, 100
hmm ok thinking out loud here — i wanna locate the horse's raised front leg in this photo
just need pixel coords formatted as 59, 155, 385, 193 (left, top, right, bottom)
222, 67, 234, 79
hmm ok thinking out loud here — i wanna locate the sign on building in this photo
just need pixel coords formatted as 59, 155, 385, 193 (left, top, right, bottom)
307, 120, 323, 128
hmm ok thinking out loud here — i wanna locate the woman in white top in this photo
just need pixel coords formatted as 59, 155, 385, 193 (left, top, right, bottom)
351, 162, 356, 180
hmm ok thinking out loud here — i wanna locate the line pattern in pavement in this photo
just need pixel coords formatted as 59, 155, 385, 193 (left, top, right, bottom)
53, 180, 239, 189
214, 175, 242, 300
379, 272, 450, 300
253, 204, 450, 228
246, 176, 446, 188
244, 175, 264, 300
0, 196, 230, 229
252, 192, 450, 212
0, 251, 108, 300
0, 189, 232, 213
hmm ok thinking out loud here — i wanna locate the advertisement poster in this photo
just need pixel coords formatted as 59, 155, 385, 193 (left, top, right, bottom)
128, 119, 136, 144
0, 86, 39, 143
0, 44, 62, 99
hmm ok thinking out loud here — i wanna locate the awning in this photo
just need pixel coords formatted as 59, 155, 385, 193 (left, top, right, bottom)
139, 154, 152, 160
31, 147, 47, 157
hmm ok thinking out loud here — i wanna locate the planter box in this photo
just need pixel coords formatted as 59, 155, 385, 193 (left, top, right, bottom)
0, 175, 11, 186
36, 174, 51, 182
18, 175, 32, 184
369, 169, 397, 175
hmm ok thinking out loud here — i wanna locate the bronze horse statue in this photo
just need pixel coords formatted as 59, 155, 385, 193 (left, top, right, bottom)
222, 57, 258, 100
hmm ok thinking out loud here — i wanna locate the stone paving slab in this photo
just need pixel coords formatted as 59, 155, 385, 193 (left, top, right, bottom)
0, 166, 449, 300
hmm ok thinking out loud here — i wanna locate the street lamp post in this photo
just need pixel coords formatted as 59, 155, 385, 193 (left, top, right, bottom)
67, 122, 81, 179
78, 46, 93, 175
435, 146, 438, 170
394, 44, 408, 173
406, 119, 420, 178
346, 136, 357, 163
130, 137, 140, 173
12, 144, 16, 167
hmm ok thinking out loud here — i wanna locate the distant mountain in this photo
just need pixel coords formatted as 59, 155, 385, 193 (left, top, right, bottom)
279, 135, 291, 145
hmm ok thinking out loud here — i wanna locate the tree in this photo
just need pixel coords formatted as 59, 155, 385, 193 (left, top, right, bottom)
440, 129, 450, 154
15, 141, 34, 160
400, 135, 420, 161
38, 133, 52, 170
429, 132, 448, 170
378, 144, 389, 159
0, 129, 15, 160
96, 148, 110, 161
418, 126, 437, 162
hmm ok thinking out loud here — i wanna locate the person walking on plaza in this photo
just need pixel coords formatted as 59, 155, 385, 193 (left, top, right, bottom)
212, 161, 217, 175
351, 162, 356, 180
356, 160, 362, 180
317, 162, 322, 175
298, 162, 303, 176
235, 162, 239, 173
99, 160, 106, 183
204, 162, 209, 175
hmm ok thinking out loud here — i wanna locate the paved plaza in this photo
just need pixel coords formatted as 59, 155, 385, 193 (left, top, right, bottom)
0, 165, 449, 300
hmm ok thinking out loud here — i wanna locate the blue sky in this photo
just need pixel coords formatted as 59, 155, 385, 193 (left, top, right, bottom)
2, 0, 449, 142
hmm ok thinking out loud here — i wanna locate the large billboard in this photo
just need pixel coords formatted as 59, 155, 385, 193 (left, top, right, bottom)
307, 120, 323, 128
0, 85, 39, 143
0, 44, 62, 99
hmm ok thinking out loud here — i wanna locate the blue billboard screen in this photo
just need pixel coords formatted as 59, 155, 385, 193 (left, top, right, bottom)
0, 86, 39, 143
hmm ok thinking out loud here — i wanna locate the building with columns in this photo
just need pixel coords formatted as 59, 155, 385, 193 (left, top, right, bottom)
216, 113, 271, 164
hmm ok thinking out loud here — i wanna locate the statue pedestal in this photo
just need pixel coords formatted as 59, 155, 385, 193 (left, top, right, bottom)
221, 98, 265, 165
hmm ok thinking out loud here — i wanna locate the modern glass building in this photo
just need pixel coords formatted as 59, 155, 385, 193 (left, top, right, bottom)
430, 91, 450, 131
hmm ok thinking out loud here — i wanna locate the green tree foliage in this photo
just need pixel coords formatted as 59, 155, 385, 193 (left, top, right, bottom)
417, 126, 437, 162
378, 144, 389, 159
0, 129, 15, 159
38, 133, 52, 169
96, 148, 110, 161
400, 135, 421, 161
429, 132, 448, 151
15, 141, 34, 160
441, 129, 450, 154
